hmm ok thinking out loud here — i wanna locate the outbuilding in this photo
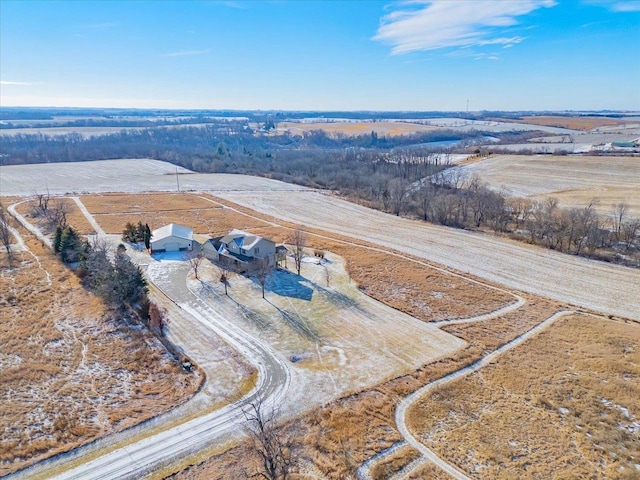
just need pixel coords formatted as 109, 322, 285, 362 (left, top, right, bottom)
150, 223, 193, 253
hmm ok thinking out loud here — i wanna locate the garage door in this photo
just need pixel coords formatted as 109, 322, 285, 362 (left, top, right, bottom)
164, 242, 180, 252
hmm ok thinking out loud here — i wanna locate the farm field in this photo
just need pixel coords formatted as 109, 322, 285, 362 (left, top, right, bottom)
510, 115, 638, 131
457, 154, 640, 215
274, 120, 439, 137
407, 314, 640, 479
214, 189, 640, 321
81, 191, 514, 322
0, 126, 141, 138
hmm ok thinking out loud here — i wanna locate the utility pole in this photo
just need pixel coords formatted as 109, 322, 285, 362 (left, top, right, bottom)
175, 167, 180, 192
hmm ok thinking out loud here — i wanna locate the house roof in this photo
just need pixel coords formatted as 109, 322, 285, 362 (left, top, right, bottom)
151, 223, 193, 242
220, 229, 270, 250
202, 237, 222, 251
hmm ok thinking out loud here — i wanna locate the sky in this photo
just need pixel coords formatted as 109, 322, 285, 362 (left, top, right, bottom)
1, 0, 639, 111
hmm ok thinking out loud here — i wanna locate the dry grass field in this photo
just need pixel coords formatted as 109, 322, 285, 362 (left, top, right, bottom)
80, 193, 270, 236
516, 115, 633, 131
407, 314, 640, 479
0, 227, 202, 476
459, 154, 640, 216
13, 197, 94, 236
275, 121, 438, 137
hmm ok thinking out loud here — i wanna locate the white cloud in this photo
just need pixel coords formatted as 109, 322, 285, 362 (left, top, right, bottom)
585, 1, 640, 12
0, 81, 33, 86
162, 49, 211, 57
374, 0, 556, 54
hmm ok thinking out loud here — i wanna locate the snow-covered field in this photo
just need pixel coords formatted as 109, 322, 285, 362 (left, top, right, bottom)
455, 154, 640, 215
0, 159, 306, 197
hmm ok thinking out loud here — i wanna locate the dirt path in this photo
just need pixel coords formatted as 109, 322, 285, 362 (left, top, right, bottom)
8, 200, 52, 248
71, 196, 106, 235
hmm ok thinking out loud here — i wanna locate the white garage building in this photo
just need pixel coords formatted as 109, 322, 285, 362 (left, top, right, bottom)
150, 223, 193, 253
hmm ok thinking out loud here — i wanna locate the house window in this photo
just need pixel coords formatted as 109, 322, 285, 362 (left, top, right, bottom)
255, 247, 259, 254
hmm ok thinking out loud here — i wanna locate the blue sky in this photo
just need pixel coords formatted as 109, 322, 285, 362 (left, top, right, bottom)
1, 0, 639, 111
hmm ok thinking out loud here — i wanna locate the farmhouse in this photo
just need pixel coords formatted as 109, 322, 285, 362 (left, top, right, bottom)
150, 223, 193, 253
217, 229, 276, 272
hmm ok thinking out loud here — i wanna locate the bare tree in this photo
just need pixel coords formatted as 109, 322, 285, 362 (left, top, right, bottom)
254, 257, 271, 299
243, 394, 292, 480
0, 202, 14, 266
31, 190, 51, 217
43, 199, 68, 232
290, 230, 306, 276
188, 249, 204, 280
417, 182, 435, 221
621, 217, 640, 248
219, 262, 235, 295
388, 178, 408, 216
611, 203, 627, 242
324, 265, 330, 287
148, 302, 167, 337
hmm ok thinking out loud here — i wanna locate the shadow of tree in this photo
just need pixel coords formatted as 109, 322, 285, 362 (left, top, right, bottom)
250, 268, 314, 301
265, 298, 321, 343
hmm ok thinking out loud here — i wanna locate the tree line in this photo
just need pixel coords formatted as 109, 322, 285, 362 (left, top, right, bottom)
388, 173, 639, 266
0, 118, 512, 168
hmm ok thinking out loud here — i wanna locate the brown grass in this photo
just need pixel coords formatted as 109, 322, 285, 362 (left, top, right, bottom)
369, 444, 421, 479
406, 461, 455, 479
275, 121, 439, 137
407, 314, 640, 479
81, 193, 270, 236
518, 115, 631, 131
0, 225, 202, 476
13, 197, 94, 236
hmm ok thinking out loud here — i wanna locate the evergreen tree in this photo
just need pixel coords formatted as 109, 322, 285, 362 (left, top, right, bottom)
135, 221, 145, 242
122, 222, 136, 242
82, 245, 117, 304
59, 226, 82, 263
53, 226, 63, 254
144, 223, 151, 250
114, 251, 147, 306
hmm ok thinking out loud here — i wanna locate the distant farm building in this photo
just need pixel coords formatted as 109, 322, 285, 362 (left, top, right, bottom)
217, 229, 276, 273
150, 224, 193, 253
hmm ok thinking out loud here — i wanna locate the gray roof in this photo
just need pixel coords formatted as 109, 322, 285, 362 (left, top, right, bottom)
151, 223, 193, 242
220, 229, 270, 250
